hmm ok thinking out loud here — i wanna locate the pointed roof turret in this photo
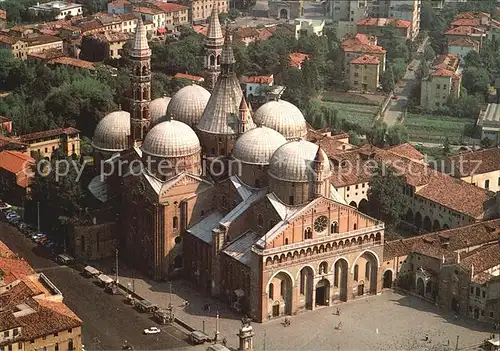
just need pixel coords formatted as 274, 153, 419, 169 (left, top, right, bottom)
130, 17, 151, 58
206, 6, 224, 44
221, 26, 235, 66
239, 93, 249, 112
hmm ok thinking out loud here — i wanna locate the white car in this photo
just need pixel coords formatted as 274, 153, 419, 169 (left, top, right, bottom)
143, 327, 161, 335
0, 202, 11, 210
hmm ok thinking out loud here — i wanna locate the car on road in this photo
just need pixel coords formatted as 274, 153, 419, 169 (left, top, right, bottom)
31, 233, 46, 242
143, 327, 161, 335
0, 202, 11, 210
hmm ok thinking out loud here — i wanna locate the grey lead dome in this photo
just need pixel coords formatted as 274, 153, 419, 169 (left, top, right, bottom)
233, 126, 287, 165
92, 110, 131, 152
253, 99, 308, 140
268, 140, 331, 182
141, 120, 201, 158
165, 84, 211, 126
149, 96, 171, 124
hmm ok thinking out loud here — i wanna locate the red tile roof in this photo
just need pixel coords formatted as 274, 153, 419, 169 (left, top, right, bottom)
174, 73, 204, 82
341, 36, 386, 54
154, 2, 187, 13
451, 18, 482, 27
444, 25, 485, 36
192, 25, 208, 36
289, 52, 309, 68
0, 151, 35, 188
447, 147, 500, 177
0, 135, 27, 150
241, 75, 274, 84
388, 143, 424, 162
48, 57, 96, 70
350, 54, 379, 65
19, 127, 80, 142
433, 53, 459, 71
108, 0, 130, 8
460, 243, 500, 274
357, 17, 411, 29
448, 37, 480, 48
454, 11, 490, 20
133, 6, 163, 15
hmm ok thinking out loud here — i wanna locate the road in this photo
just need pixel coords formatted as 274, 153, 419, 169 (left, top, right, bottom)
0, 221, 191, 350
410, 141, 481, 151
384, 36, 430, 126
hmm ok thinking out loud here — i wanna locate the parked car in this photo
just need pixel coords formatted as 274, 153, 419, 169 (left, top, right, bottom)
143, 327, 161, 335
0, 202, 11, 210
31, 233, 45, 242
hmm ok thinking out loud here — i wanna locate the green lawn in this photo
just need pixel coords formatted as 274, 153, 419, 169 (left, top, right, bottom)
319, 101, 378, 130
403, 113, 478, 143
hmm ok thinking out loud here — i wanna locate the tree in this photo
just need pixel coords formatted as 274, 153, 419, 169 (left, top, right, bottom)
79, 35, 110, 62
228, 8, 240, 20
481, 137, 493, 148
386, 125, 409, 146
367, 164, 409, 225
443, 137, 451, 155
366, 120, 387, 147
462, 66, 490, 96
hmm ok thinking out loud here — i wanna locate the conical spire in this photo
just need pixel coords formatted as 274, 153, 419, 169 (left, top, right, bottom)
238, 94, 250, 134
130, 17, 151, 57
221, 26, 235, 66
206, 6, 223, 42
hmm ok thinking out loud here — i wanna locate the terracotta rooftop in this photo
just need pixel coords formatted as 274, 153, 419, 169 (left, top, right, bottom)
48, 57, 96, 70
19, 127, 80, 142
76, 19, 103, 32
357, 17, 411, 29
192, 25, 208, 36
471, 271, 494, 285
28, 48, 65, 60
350, 54, 379, 65
240, 75, 274, 84
108, 0, 130, 8
154, 2, 187, 12
388, 143, 424, 162
454, 11, 490, 20
90, 30, 131, 43
0, 135, 27, 149
288, 52, 309, 68
0, 35, 25, 45
25, 35, 63, 47
0, 251, 36, 285
448, 37, 480, 48
0, 151, 35, 188
444, 25, 485, 36
383, 219, 500, 261
133, 6, 163, 15
341, 35, 386, 54
460, 243, 500, 274
430, 68, 460, 77
447, 147, 500, 177
174, 72, 204, 82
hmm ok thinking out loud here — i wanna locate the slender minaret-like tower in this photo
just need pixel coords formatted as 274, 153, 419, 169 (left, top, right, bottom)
237, 94, 251, 135
128, 17, 151, 147
313, 145, 325, 198
204, 5, 224, 91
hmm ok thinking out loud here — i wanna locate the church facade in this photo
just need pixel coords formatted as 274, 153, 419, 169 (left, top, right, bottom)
90, 13, 386, 322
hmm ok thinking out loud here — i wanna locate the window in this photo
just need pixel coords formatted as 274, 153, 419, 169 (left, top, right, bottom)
304, 227, 312, 239
482, 290, 486, 298
257, 214, 263, 228
13, 329, 18, 336
68, 339, 74, 351
470, 286, 474, 294
3, 331, 8, 337
365, 261, 371, 279
269, 283, 274, 299
354, 264, 359, 281
490, 311, 494, 318
18, 342, 22, 350
68, 329, 72, 334
353, 223, 357, 230
8, 345, 12, 351
331, 222, 338, 233
173, 216, 178, 229
285, 238, 289, 245
436, 84, 440, 89
475, 287, 480, 296
485, 179, 490, 189
54, 332, 58, 337
280, 280, 286, 296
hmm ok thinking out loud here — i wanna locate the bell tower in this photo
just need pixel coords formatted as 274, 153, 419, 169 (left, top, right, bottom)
204, 4, 224, 91
128, 17, 151, 147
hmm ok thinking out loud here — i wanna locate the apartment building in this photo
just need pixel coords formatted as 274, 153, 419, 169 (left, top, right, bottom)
349, 54, 380, 92
341, 33, 386, 72
29, 1, 83, 20
447, 37, 480, 64
477, 103, 500, 142
330, 0, 369, 40
420, 54, 461, 111
357, 17, 412, 40
369, 0, 421, 40
18, 127, 81, 159
292, 19, 325, 40
87, 31, 131, 59
0, 36, 28, 59
181, 0, 228, 24
133, 3, 189, 32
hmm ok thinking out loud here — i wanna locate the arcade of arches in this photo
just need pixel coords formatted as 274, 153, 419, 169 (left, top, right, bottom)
404, 209, 450, 232
264, 250, 381, 319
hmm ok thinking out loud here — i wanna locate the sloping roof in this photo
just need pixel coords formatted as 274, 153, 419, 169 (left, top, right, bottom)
447, 147, 500, 177
174, 72, 204, 82
0, 151, 35, 188
154, 2, 187, 13
388, 143, 424, 162
186, 212, 224, 244
460, 243, 500, 273
288, 52, 309, 68
448, 37, 480, 48
445, 25, 485, 36
240, 75, 274, 84
350, 54, 379, 65
357, 17, 411, 29
19, 127, 80, 142
223, 230, 260, 266
48, 57, 96, 70
341, 35, 386, 54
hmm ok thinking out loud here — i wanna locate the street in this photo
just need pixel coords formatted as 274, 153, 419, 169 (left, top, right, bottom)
0, 221, 191, 350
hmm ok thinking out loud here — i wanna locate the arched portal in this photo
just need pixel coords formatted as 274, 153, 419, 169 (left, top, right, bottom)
405, 209, 413, 223
414, 212, 422, 228
315, 279, 330, 306
432, 220, 441, 231
299, 266, 314, 310
416, 278, 424, 296
383, 270, 393, 288
349, 201, 357, 208
279, 8, 288, 19
333, 259, 348, 301
352, 251, 378, 295
267, 271, 293, 317
358, 199, 369, 214
423, 216, 432, 232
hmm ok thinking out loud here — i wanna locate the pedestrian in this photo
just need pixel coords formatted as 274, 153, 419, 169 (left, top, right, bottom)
336, 308, 340, 315
337, 322, 342, 330
183, 300, 189, 307
424, 334, 429, 342
222, 338, 227, 346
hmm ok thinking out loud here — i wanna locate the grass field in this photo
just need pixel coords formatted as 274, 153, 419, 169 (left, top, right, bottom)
403, 113, 478, 143
319, 101, 378, 130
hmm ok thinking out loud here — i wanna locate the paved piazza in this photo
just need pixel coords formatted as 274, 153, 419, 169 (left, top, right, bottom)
99, 260, 493, 351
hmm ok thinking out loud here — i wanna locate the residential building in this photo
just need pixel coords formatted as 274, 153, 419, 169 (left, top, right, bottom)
29, 1, 83, 20
0, 36, 28, 60
240, 75, 274, 100
25, 35, 64, 56
349, 54, 380, 92
477, 103, 500, 142
0, 240, 83, 351
447, 37, 480, 64
369, 0, 421, 40
0, 116, 12, 135
133, 6, 165, 30
47, 57, 97, 71
288, 52, 309, 69
87, 31, 131, 59
18, 127, 81, 159
357, 17, 412, 40
292, 19, 325, 40
174, 73, 205, 84
107, 0, 133, 14
420, 54, 461, 111
444, 147, 500, 192
233, 26, 276, 46
341, 33, 386, 72
182, 0, 228, 24
154, 2, 189, 29
449, 11, 500, 42
330, 0, 369, 40
0, 151, 34, 204
0, 9, 6, 29
0, 135, 28, 153
444, 26, 486, 47
269, 0, 304, 20
383, 219, 500, 320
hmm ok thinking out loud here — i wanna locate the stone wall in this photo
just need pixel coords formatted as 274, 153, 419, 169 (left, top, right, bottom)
71, 222, 117, 261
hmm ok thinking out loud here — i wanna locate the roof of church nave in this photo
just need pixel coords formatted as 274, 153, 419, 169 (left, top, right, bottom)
268, 140, 331, 183
232, 126, 287, 165
92, 110, 130, 152
197, 28, 256, 135
165, 84, 211, 126
142, 119, 201, 158
253, 99, 308, 140
149, 96, 171, 125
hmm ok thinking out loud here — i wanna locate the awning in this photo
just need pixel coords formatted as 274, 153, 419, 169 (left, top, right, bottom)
157, 27, 166, 34
97, 274, 113, 284
84, 266, 100, 275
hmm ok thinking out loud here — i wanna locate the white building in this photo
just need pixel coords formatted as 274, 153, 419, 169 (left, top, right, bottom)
29, 1, 83, 20
477, 103, 500, 143
293, 18, 325, 40
330, 0, 369, 40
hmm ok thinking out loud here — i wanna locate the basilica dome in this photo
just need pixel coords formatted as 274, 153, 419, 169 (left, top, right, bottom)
165, 84, 211, 126
149, 96, 171, 124
253, 100, 308, 140
269, 140, 330, 182
142, 119, 201, 158
92, 110, 130, 152
233, 126, 287, 165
